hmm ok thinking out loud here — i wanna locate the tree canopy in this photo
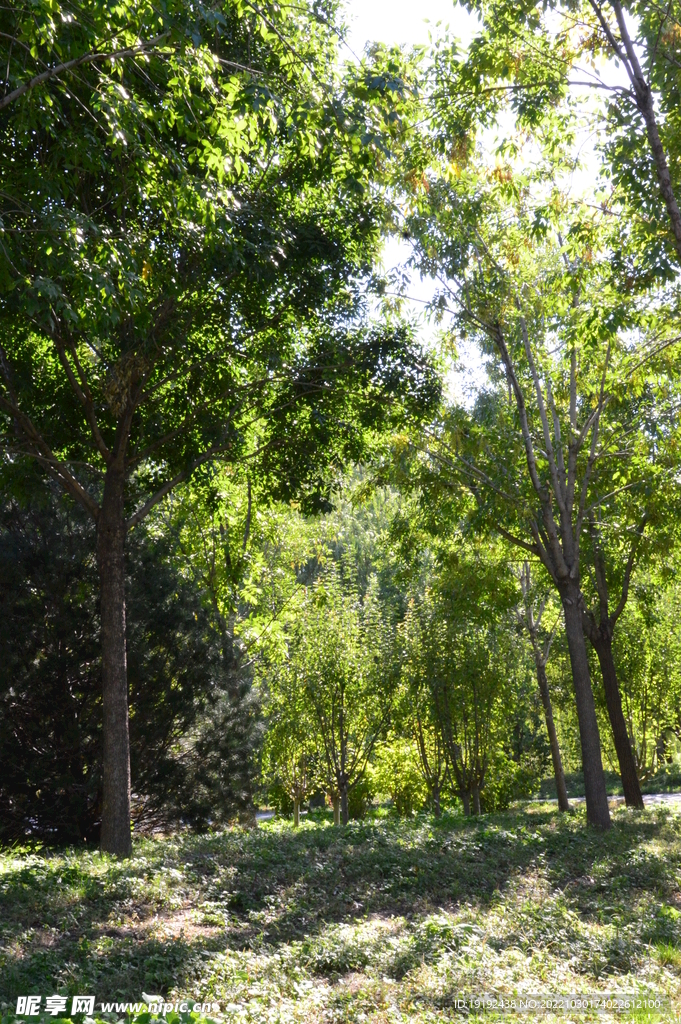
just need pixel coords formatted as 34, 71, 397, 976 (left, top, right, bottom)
4, 0, 681, 854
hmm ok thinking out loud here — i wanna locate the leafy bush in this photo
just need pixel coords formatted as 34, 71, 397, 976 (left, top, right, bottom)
371, 736, 429, 815
481, 748, 547, 812
348, 775, 375, 819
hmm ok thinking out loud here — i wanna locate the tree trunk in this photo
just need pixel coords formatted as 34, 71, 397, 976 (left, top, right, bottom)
432, 783, 441, 818
97, 467, 132, 857
333, 794, 340, 826
461, 789, 471, 816
591, 632, 644, 809
472, 784, 481, 815
534, 657, 571, 813
340, 783, 349, 826
293, 798, 300, 827
608, 0, 681, 262
562, 595, 611, 829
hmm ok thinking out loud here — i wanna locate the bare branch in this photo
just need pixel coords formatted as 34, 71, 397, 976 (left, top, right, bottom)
53, 333, 110, 462
126, 445, 226, 529
575, 343, 611, 545
518, 313, 567, 515
0, 391, 99, 518
495, 523, 540, 555
242, 477, 252, 552
0, 33, 170, 111
612, 513, 648, 624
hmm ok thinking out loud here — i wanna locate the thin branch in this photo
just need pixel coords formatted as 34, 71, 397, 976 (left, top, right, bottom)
53, 333, 110, 461
0, 33, 170, 111
611, 513, 648, 624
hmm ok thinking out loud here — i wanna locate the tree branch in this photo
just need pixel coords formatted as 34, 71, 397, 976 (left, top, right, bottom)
0, 391, 99, 518
53, 333, 110, 461
611, 513, 648, 625
0, 34, 170, 111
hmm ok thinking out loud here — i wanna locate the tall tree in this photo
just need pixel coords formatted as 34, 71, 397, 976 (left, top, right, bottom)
0, 483, 250, 842
404, 152, 623, 826
280, 570, 394, 825
0, 2, 438, 854
401, 546, 517, 815
517, 562, 571, 813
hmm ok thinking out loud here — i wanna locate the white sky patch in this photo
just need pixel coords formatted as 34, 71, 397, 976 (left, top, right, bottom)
341, 0, 476, 57
342, 0, 483, 402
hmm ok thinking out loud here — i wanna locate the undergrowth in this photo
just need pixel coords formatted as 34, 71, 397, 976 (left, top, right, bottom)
1, 805, 680, 1022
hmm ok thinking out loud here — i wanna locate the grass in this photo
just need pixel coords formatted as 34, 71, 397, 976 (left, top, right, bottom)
1, 804, 681, 1022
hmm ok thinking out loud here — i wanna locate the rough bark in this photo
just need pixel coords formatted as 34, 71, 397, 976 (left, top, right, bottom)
472, 784, 481, 815
461, 789, 471, 816
293, 798, 300, 827
432, 783, 441, 818
340, 783, 349, 826
97, 466, 132, 857
590, 630, 644, 808
535, 656, 571, 812
562, 593, 611, 829
583, 517, 645, 808
491, 321, 611, 829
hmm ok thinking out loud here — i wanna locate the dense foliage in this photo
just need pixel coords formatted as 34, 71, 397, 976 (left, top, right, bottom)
3, 0, 681, 852
0, 486, 258, 842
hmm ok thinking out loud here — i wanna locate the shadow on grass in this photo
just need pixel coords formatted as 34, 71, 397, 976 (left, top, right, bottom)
0, 805, 679, 999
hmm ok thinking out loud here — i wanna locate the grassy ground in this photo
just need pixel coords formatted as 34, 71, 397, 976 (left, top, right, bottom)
1, 804, 681, 1023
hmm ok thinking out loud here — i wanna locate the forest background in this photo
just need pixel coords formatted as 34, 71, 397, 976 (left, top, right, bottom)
2, 0, 681, 857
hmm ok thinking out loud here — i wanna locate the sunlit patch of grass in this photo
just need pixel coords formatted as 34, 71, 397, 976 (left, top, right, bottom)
2, 806, 681, 1021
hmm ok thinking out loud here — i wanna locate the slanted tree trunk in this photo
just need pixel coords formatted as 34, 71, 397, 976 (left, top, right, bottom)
97, 465, 132, 857
562, 592, 611, 828
589, 628, 643, 808
535, 656, 570, 813
518, 563, 571, 814
582, 518, 645, 809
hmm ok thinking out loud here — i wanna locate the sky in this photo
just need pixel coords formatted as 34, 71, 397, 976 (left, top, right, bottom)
342, 0, 475, 56
341, 0, 482, 399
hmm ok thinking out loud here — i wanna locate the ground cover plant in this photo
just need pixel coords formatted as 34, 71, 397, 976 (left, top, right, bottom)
1, 804, 680, 1023
4, 0, 681, 1020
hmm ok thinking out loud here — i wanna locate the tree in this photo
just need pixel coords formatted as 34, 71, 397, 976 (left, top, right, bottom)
517, 562, 571, 813
281, 570, 394, 825
458, 0, 681, 274
600, 556, 681, 779
261, 664, 318, 826
401, 546, 518, 815
371, 733, 430, 816
0, 483, 253, 842
580, 517, 645, 806
412, 702, 448, 817
0, 1, 438, 854
405, 148, 627, 825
